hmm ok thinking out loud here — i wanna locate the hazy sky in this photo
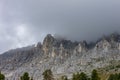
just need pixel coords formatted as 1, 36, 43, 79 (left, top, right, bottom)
0, 0, 120, 53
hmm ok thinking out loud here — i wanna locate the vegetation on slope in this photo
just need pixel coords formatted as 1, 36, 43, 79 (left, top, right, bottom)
1, 68, 120, 80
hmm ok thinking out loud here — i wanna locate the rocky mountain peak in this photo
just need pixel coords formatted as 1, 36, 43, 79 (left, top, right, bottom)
35, 42, 42, 48
1, 33, 120, 80
43, 34, 55, 45
95, 38, 111, 51
42, 34, 55, 55
74, 41, 88, 53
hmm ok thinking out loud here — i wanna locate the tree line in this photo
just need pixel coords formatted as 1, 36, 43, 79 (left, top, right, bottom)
0, 69, 120, 80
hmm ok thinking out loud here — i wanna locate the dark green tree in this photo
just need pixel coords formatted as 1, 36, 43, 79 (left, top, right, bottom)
20, 72, 30, 80
42, 69, 54, 80
79, 72, 88, 80
118, 73, 120, 80
72, 72, 88, 80
0, 71, 5, 80
72, 73, 76, 80
91, 69, 100, 80
108, 74, 114, 80
114, 73, 119, 80
108, 73, 120, 80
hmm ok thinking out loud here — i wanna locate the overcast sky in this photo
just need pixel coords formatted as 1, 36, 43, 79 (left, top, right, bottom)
0, 0, 120, 53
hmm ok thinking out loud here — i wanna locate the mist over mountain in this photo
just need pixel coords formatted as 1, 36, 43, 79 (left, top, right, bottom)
0, 0, 120, 79
0, 33, 120, 80
0, 0, 120, 53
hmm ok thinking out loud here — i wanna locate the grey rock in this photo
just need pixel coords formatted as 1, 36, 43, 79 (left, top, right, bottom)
1, 33, 120, 80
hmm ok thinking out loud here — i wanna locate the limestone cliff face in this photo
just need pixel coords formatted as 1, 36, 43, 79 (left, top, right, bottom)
95, 39, 111, 52
78, 41, 88, 52
1, 33, 120, 80
118, 43, 120, 50
51, 47, 56, 57
42, 34, 55, 55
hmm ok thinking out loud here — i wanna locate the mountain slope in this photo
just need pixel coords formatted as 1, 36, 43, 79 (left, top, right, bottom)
1, 33, 120, 80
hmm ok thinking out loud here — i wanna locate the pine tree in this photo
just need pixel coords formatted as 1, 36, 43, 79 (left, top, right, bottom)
91, 69, 100, 80
108, 73, 120, 80
118, 73, 120, 80
79, 72, 88, 80
42, 69, 54, 80
20, 72, 30, 80
72, 72, 88, 80
0, 71, 5, 80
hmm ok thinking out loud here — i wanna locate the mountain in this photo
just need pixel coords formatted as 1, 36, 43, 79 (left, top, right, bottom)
1, 33, 120, 80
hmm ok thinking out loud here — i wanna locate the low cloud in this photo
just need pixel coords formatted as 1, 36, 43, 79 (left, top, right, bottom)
0, 0, 120, 53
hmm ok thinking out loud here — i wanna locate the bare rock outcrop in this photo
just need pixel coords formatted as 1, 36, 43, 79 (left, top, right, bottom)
0, 33, 120, 80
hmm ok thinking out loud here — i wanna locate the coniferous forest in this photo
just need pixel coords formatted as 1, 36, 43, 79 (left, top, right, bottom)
0, 69, 120, 80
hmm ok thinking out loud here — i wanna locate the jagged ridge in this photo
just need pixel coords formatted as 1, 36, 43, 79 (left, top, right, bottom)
0, 33, 120, 80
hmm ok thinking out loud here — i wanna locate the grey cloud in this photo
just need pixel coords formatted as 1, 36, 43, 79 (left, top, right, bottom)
0, 0, 120, 53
